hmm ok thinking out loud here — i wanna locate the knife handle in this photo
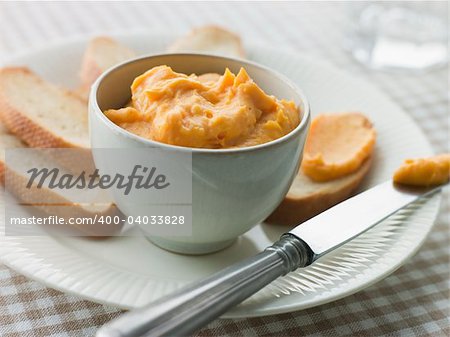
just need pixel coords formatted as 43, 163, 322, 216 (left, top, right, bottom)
96, 234, 312, 337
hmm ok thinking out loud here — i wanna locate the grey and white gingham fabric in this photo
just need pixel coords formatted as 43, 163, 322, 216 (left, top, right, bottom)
0, 2, 448, 336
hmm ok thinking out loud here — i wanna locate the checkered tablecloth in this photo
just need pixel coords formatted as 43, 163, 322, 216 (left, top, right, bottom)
0, 2, 448, 337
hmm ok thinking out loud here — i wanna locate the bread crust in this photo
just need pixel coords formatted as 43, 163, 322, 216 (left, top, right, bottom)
266, 156, 373, 226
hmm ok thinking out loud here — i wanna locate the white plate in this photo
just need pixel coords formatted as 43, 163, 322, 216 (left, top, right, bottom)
0, 33, 440, 317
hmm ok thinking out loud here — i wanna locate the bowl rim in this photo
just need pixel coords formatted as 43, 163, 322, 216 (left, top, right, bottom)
90, 52, 311, 154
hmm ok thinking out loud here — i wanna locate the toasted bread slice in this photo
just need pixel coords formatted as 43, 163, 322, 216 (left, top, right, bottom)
266, 156, 372, 225
168, 25, 245, 58
0, 67, 89, 149
267, 112, 376, 226
0, 123, 122, 236
80, 36, 135, 89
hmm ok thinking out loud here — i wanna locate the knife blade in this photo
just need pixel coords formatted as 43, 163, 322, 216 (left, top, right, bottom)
290, 180, 441, 260
97, 180, 444, 337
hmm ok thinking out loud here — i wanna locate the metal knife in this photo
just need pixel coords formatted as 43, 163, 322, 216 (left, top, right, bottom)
96, 180, 445, 337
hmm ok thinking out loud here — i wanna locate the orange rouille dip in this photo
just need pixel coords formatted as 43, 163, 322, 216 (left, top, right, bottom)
104, 66, 300, 149
393, 154, 450, 186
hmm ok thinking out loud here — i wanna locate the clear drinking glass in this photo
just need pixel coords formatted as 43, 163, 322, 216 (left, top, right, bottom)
347, 1, 448, 72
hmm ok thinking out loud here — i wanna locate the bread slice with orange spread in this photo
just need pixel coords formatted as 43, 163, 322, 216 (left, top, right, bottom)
267, 112, 375, 225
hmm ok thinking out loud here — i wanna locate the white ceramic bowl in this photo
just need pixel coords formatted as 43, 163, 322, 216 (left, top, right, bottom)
89, 54, 310, 254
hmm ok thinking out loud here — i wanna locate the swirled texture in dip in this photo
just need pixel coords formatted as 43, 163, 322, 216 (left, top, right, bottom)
104, 66, 300, 148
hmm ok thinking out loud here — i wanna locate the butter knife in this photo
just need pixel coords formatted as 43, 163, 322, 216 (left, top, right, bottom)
97, 180, 445, 337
